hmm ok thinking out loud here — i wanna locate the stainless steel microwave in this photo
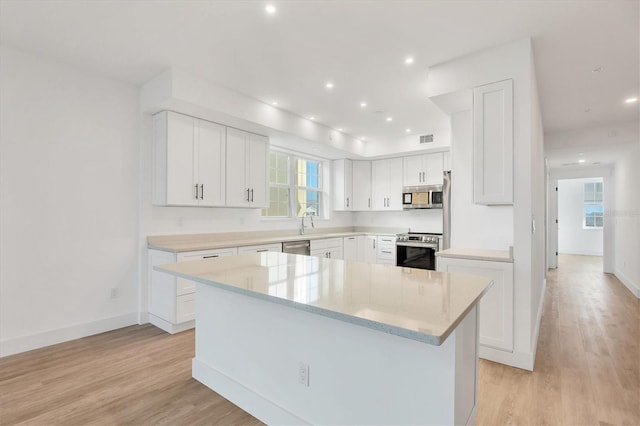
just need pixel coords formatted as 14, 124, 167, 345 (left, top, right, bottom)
402, 185, 443, 209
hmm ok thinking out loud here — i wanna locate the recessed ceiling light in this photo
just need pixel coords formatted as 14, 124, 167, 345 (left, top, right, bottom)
578, 159, 586, 163
591, 67, 602, 73
325, 82, 334, 89
386, 117, 393, 122
625, 97, 638, 103
271, 101, 278, 106
405, 128, 412, 133
309, 116, 315, 120
337, 128, 343, 132
405, 56, 415, 65
360, 101, 367, 108
265, 4, 276, 14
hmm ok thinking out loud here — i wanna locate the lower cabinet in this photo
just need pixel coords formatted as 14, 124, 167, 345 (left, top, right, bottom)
436, 257, 514, 354
343, 236, 358, 261
148, 247, 238, 333
376, 236, 397, 265
237, 243, 282, 253
311, 238, 343, 259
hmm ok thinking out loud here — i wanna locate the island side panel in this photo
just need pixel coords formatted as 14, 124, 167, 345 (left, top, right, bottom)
192, 282, 478, 425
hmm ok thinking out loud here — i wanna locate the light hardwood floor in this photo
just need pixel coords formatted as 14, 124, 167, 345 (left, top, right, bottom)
1, 255, 638, 425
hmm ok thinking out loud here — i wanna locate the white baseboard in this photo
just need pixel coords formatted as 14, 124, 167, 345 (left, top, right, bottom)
192, 358, 308, 425
479, 346, 534, 371
148, 314, 194, 334
558, 250, 603, 256
0, 312, 138, 358
138, 311, 149, 325
530, 277, 547, 367
614, 269, 640, 298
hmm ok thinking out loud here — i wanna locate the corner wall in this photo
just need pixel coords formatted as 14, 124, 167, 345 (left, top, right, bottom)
0, 46, 140, 356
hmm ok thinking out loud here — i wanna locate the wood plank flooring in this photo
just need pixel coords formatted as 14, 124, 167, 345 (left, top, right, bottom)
1, 255, 638, 425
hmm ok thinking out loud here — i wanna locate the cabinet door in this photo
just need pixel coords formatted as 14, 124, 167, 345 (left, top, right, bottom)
247, 134, 269, 208
352, 161, 372, 211
437, 258, 514, 352
225, 128, 249, 207
424, 152, 444, 185
473, 79, 513, 205
333, 159, 353, 211
328, 247, 343, 260
371, 160, 389, 210
343, 237, 358, 261
357, 236, 377, 263
403, 155, 424, 186
165, 112, 197, 206
386, 158, 404, 210
197, 120, 226, 206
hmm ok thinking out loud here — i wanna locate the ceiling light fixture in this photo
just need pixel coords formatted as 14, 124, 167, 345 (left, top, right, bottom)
405, 128, 411, 133
360, 101, 367, 108
591, 67, 602, 73
265, 4, 276, 14
271, 101, 278, 106
325, 82, 334, 89
386, 117, 393, 122
337, 128, 343, 132
405, 56, 415, 65
578, 159, 586, 164
309, 116, 315, 120
625, 97, 638, 104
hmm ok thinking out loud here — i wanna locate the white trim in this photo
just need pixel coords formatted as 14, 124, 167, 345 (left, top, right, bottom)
530, 277, 547, 367
148, 314, 194, 334
479, 347, 534, 371
0, 312, 138, 358
614, 269, 640, 298
558, 250, 604, 256
192, 358, 309, 425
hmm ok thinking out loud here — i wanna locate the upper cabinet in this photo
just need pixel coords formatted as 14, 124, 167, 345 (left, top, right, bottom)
226, 127, 269, 208
402, 152, 445, 186
352, 161, 372, 211
152, 111, 226, 207
333, 159, 353, 211
473, 79, 513, 205
372, 158, 403, 211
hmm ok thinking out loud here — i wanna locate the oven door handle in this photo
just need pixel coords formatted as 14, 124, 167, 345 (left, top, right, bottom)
396, 241, 439, 249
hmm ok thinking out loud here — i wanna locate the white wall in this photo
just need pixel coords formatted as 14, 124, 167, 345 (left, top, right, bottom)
557, 178, 604, 255
0, 47, 140, 356
611, 143, 640, 297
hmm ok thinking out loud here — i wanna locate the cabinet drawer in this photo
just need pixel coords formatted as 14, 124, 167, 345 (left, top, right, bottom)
237, 243, 282, 253
177, 278, 197, 296
177, 247, 238, 261
311, 238, 343, 250
176, 294, 195, 323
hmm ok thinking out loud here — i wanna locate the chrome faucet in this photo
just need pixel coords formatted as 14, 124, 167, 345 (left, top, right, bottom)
300, 211, 315, 235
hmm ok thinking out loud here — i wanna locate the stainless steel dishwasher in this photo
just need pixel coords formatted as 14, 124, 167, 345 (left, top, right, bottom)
282, 240, 310, 256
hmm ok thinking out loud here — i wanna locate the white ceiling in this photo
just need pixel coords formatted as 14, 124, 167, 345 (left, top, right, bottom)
1, 0, 638, 147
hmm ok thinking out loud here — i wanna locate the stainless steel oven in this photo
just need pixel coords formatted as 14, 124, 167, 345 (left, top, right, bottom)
396, 233, 441, 270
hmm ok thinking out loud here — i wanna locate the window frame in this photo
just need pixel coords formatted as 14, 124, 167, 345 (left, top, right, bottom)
583, 181, 604, 229
261, 149, 327, 220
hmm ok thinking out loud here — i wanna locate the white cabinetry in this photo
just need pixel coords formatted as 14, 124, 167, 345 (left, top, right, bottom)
237, 243, 282, 253
403, 152, 444, 186
473, 79, 513, 205
376, 236, 397, 265
148, 247, 238, 333
333, 159, 353, 211
372, 158, 403, 210
152, 111, 226, 206
343, 236, 358, 261
352, 161, 372, 211
358, 236, 378, 264
226, 127, 269, 208
311, 238, 343, 260
436, 257, 514, 354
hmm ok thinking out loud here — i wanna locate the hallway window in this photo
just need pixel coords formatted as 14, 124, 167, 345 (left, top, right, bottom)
584, 182, 603, 228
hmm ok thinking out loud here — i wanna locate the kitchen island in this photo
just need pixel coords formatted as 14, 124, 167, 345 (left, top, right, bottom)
156, 252, 492, 425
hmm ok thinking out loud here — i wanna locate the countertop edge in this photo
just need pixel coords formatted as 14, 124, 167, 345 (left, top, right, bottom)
154, 263, 468, 346
436, 250, 513, 263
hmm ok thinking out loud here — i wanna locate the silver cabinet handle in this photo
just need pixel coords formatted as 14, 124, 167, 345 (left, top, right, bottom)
200, 184, 204, 200
256, 249, 269, 252
246, 188, 250, 202
346, 197, 349, 207
195, 184, 199, 200
373, 239, 376, 249
250, 188, 254, 202
368, 198, 371, 208
203, 255, 219, 258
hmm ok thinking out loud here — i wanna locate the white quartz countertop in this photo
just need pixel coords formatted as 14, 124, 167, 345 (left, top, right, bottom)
155, 252, 493, 345
147, 228, 403, 253
436, 248, 513, 263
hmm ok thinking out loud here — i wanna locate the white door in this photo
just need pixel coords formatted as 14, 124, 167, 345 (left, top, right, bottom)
343, 237, 358, 261
352, 161, 372, 211
247, 134, 269, 207
166, 112, 197, 206
357, 236, 377, 263
226, 128, 249, 207
386, 158, 404, 210
403, 155, 424, 186
371, 159, 389, 210
197, 120, 226, 207
424, 152, 444, 185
